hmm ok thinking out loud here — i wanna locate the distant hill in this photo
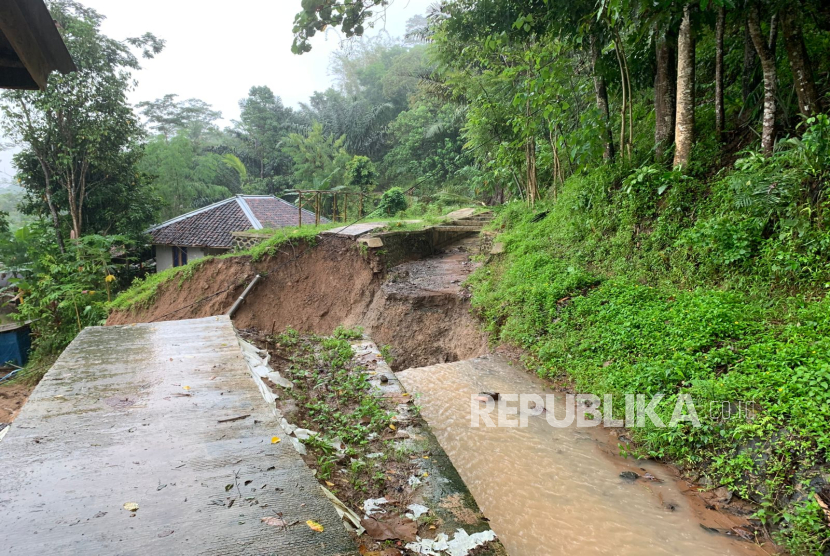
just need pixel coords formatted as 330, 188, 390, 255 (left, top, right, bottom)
0, 185, 33, 230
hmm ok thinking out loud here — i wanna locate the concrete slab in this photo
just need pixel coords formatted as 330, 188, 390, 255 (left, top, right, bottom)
322, 222, 387, 237
0, 316, 356, 555
444, 208, 477, 220
357, 236, 384, 248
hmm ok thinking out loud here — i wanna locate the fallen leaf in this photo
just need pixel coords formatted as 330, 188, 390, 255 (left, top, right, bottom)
325, 481, 335, 487
123, 502, 139, 512
157, 530, 174, 538
261, 516, 287, 527
182, 385, 190, 390
360, 516, 418, 542
306, 520, 324, 532
271, 436, 281, 444
389, 424, 396, 431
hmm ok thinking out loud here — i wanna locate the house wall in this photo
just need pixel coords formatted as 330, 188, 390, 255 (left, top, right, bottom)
155, 246, 227, 272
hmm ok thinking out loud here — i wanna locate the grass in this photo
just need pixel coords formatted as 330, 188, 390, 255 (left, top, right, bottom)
109, 224, 341, 312
263, 327, 424, 508
468, 153, 830, 554
109, 202, 480, 314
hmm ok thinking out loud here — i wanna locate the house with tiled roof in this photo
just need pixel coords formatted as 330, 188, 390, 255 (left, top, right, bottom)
147, 195, 325, 271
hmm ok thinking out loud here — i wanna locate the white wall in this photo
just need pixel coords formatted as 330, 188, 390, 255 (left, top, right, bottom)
155, 246, 226, 272
156, 245, 173, 272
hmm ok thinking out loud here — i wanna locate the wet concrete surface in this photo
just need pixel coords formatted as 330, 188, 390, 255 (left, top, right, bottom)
383, 236, 480, 299
398, 356, 770, 556
0, 316, 356, 555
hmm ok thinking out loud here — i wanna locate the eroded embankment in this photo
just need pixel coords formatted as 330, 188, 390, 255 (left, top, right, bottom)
108, 235, 487, 370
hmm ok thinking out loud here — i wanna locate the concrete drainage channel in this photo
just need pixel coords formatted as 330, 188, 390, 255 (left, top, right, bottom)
236, 332, 505, 555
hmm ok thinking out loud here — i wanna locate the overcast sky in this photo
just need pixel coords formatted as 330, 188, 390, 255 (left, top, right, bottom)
0, 0, 433, 185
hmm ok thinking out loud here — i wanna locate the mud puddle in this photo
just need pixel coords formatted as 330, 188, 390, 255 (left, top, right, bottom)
397, 356, 772, 556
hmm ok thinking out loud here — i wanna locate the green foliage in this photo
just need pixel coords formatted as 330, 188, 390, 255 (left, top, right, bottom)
292, 0, 387, 54
1, 0, 162, 243
140, 134, 237, 220
469, 148, 830, 551
0, 223, 135, 362
378, 187, 407, 216
344, 156, 378, 193
286, 122, 351, 189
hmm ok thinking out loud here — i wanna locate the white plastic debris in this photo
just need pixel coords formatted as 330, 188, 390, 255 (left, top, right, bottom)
250, 363, 270, 378
407, 475, 422, 488
405, 529, 498, 556
365, 452, 384, 459
363, 497, 389, 518
279, 418, 297, 435
405, 504, 430, 520
267, 372, 293, 389
320, 485, 365, 536
292, 428, 318, 441
289, 436, 307, 455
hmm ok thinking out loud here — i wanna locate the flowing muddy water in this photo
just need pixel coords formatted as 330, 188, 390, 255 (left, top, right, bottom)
398, 356, 770, 556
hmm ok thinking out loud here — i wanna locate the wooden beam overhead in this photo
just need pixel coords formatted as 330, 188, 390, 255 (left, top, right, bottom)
0, 0, 76, 90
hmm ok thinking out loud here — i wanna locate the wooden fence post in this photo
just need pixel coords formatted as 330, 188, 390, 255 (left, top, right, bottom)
298, 191, 303, 226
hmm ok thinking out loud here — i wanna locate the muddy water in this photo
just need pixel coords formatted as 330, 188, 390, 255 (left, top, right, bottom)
397, 356, 769, 556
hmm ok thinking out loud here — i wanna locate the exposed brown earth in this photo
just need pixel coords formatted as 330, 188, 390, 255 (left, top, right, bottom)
107, 235, 488, 371
0, 382, 32, 424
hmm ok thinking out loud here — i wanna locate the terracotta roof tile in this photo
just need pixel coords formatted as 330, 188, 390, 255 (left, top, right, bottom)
246, 196, 328, 228
148, 196, 327, 248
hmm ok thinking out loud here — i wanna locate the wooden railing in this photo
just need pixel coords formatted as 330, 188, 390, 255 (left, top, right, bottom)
286, 189, 376, 226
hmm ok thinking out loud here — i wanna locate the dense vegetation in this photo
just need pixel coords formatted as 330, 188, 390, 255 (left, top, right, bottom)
301, 0, 830, 552
1, 0, 829, 551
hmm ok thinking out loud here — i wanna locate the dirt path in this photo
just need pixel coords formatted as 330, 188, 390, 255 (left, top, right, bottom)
0, 381, 34, 424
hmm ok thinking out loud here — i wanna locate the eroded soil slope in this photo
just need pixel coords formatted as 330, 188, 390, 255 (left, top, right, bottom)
108, 235, 487, 370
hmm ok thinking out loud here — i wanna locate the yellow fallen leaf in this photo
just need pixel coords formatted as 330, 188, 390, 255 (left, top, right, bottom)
182, 386, 190, 391
423, 472, 429, 477
402, 393, 409, 397
325, 481, 335, 487
306, 520, 324, 532
429, 525, 437, 530
389, 424, 396, 431
123, 502, 139, 512
271, 436, 281, 444
423, 456, 430, 459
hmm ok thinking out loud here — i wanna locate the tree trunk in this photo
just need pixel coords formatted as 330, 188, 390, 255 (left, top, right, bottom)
654, 27, 676, 160
590, 34, 615, 162
780, 8, 820, 119
742, 23, 758, 104
715, 6, 725, 141
39, 162, 65, 253
673, 4, 695, 168
747, 4, 778, 156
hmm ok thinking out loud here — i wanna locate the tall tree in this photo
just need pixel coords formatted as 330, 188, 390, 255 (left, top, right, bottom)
655, 24, 676, 160
590, 34, 616, 162
673, 4, 696, 168
715, 6, 726, 141
780, 7, 820, 119
137, 94, 222, 142
0, 0, 164, 249
747, 2, 778, 155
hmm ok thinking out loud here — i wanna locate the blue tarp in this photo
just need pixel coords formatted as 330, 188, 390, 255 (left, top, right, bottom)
0, 324, 30, 367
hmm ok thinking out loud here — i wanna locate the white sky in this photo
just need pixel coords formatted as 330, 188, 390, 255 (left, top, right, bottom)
0, 0, 433, 185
